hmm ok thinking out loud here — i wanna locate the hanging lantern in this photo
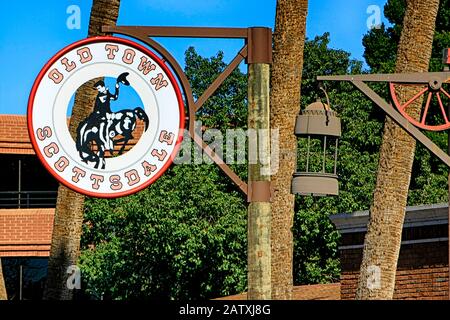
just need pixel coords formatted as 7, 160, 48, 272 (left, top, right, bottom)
292, 91, 341, 196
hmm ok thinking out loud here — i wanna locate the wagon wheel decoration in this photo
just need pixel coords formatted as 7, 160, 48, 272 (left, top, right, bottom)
390, 78, 450, 131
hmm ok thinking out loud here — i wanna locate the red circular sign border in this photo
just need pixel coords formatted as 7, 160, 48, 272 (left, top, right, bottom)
27, 36, 185, 198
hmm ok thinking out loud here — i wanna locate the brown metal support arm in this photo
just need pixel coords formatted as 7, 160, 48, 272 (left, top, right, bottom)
103, 26, 248, 39
192, 133, 248, 194
351, 80, 450, 168
318, 72, 450, 84
195, 45, 248, 112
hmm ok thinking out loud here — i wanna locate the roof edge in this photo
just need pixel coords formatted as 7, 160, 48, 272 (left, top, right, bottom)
330, 203, 448, 233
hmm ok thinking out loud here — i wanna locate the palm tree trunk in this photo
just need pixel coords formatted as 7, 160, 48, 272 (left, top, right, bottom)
356, 0, 439, 299
44, 0, 121, 300
0, 259, 7, 300
270, 0, 308, 300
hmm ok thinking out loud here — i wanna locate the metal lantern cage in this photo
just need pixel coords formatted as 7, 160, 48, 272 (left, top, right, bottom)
292, 89, 341, 196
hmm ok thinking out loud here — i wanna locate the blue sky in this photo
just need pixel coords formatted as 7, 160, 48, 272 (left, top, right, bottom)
0, 0, 389, 115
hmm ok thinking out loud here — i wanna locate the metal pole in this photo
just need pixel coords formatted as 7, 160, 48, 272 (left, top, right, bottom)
247, 27, 272, 300
334, 139, 338, 175
18, 159, 21, 208
306, 136, 310, 172
19, 264, 23, 301
323, 136, 327, 173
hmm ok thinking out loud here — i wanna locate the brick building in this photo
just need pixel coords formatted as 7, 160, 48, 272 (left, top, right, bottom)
0, 115, 57, 299
0, 115, 56, 255
331, 204, 449, 299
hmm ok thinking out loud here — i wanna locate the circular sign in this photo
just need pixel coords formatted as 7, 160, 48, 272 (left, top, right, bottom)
28, 36, 185, 198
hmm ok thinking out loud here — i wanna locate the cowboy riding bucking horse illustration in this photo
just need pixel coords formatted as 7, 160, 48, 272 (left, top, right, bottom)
76, 72, 149, 169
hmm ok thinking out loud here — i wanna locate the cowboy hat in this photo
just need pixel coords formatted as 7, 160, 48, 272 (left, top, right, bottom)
117, 72, 130, 86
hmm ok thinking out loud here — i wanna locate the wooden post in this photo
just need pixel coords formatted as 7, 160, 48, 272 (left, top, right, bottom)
247, 59, 271, 299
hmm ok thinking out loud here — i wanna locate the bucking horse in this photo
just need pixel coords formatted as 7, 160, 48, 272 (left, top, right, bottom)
76, 107, 149, 169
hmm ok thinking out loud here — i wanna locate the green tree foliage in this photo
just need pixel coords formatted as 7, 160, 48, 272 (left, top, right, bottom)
80, 164, 248, 299
363, 0, 450, 73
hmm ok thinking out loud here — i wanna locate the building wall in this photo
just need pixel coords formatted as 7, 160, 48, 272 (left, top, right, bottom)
0, 115, 34, 155
0, 115, 57, 258
0, 209, 53, 257
340, 236, 449, 300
